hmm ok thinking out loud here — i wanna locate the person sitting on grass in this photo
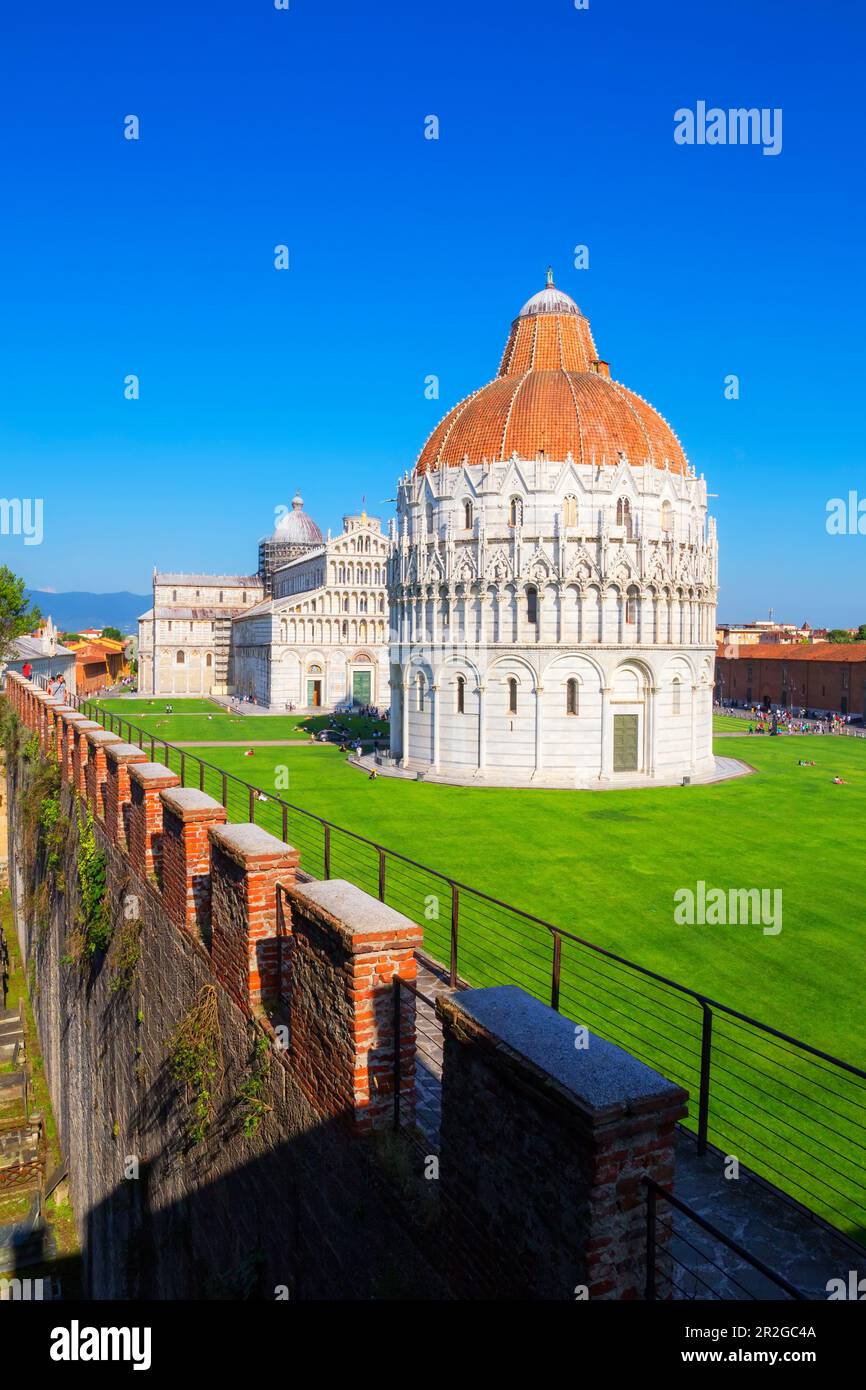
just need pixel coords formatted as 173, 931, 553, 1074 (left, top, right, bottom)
243, 749, 254, 757
368, 768, 378, 780
832, 776, 848, 784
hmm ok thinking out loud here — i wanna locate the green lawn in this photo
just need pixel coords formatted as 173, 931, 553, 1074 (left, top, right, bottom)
91, 697, 223, 715
85, 699, 386, 745
158, 731, 866, 1239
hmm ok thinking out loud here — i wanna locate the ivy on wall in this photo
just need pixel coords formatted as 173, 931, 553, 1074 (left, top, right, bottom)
169, 985, 224, 1146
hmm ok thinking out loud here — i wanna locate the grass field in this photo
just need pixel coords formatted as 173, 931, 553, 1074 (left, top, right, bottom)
146, 728, 866, 1238
87, 698, 386, 744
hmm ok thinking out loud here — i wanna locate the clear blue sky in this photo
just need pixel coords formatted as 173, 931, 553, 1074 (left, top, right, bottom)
1, 0, 864, 623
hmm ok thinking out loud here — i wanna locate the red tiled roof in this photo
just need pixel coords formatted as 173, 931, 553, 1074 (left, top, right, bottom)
416, 279, 688, 476
719, 642, 866, 663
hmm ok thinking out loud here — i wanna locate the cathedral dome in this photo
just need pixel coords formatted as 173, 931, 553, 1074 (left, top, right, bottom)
271, 492, 323, 545
416, 274, 688, 476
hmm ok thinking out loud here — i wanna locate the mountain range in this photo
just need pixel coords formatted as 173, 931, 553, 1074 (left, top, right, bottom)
25, 590, 150, 635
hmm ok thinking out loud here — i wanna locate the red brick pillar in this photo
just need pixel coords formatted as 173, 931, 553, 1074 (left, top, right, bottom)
209, 824, 300, 1012
160, 788, 227, 940
104, 742, 149, 848
32, 691, 49, 751
71, 721, 102, 798
58, 711, 85, 785
83, 727, 122, 820
128, 763, 180, 881
280, 879, 423, 1133
51, 706, 76, 764
436, 985, 689, 1300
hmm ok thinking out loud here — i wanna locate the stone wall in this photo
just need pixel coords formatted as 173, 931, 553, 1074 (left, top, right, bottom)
2, 671, 689, 1300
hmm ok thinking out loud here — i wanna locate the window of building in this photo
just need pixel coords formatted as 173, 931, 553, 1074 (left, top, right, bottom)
426, 503, 434, 532
508, 677, 518, 714
206, 652, 212, 667
626, 589, 638, 625
526, 587, 538, 625
661, 501, 673, 533
672, 676, 681, 715
172, 590, 177, 601
566, 678, 579, 716
177, 650, 185, 664
219, 591, 223, 602
456, 675, 465, 714
416, 674, 425, 711
562, 495, 578, 527
464, 500, 473, 530
509, 496, 523, 527
616, 497, 633, 538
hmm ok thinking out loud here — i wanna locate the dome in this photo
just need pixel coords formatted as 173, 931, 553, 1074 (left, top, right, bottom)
416, 274, 688, 476
271, 492, 323, 545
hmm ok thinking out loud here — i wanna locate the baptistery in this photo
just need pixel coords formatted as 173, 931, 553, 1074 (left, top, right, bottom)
387, 272, 718, 787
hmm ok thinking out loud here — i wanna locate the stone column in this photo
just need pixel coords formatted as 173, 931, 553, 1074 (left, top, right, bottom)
160, 788, 227, 939
599, 685, 612, 782
209, 823, 300, 1011
400, 678, 410, 768
646, 686, 658, 778
437, 985, 688, 1300
282, 879, 422, 1133
104, 742, 149, 848
431, 683, 440, 771
533, 684, 544, 777
689, 683, 698, 774
128, 763, 181, 881
477, 683, 487, 772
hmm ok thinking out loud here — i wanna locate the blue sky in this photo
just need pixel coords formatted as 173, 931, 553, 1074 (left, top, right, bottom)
1, 0, 864, 622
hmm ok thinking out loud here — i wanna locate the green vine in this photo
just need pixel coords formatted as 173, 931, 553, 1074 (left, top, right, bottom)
108, 915, 141, 992
235, 1035, 273, 1138
74, 803, 111, 957
169, 985, 224, 1145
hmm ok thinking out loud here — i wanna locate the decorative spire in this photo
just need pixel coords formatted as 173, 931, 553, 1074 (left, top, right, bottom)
546, 265, 554, 287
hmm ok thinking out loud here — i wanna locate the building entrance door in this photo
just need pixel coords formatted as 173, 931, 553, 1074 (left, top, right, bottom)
307, 679, 322, 707
613, 714, 639, 772
352, 670, 371, 706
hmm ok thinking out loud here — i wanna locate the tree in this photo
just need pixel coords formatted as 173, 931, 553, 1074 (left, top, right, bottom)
0, 566, 41, 668
856, 624, 866, 642
827, 629, 855, 644
102, 626, 123, 641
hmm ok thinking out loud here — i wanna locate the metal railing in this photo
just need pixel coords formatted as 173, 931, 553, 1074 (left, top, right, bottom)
25, 680, 866, 1242
645, 1179, 808, 1301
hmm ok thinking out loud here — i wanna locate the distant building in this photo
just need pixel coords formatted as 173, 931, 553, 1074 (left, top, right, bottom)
232, 510, 390, 708
1, 617, 77, 690
715, 620, 814, 646
137, 573, 263, 696
65, 635, 131, 695
715, 642, 866, 717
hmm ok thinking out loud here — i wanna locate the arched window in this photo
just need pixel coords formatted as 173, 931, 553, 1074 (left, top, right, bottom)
566, 678, 579, 716
426, 502, 434, 532
416, 674, 425, 712
507, 677, 518, 714
509, 496, 523, 527
343, 596, 349, 612
176, 650, 185, 664
464, 500, 473, 530
563, 495, 578, 528
616, 497, 633, 538
661, 501, 673, 533
206, 652, 212, 667
456, 675, 465, 714
526, 587, 538, 625
672, 676, 682, 716
626, 588, 638, 625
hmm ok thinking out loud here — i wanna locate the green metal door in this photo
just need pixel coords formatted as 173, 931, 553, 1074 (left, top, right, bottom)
613, 714, 639, 772
352, 671, 371, 705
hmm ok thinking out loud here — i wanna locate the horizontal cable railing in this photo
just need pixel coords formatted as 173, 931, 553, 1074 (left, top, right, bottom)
25, 680, 866, 1242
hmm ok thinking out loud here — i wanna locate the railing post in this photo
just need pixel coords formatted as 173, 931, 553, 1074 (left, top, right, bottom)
551, 931, 562, 1011
324, 823, 331, 878
697, 1001, 713, 1155
199, 760, 205, 791
249, 785, 255, 822
449, 882, 459, 987
645, 1182, 657, 1301
393, 976, 402, 1131
149, 736, 155, 760
221, 771, 227, 807
181, 751, 186, 785
378, 847, 386, 902
282, 803, 288, 842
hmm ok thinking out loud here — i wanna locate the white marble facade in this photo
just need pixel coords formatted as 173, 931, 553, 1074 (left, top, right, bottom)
388, 456, 718, 787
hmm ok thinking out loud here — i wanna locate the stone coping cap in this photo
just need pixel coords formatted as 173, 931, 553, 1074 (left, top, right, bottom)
128, 762, 181, 789
60, 711, 87, 722
104, 741, 150, 763
440, 986, 688, 1121
209, 821, 298, 866
52, 705, 77, 716
73, 720, 103, 733
84, 727, 123, 747
161, 786, 226, 819
285, 879, 423, 951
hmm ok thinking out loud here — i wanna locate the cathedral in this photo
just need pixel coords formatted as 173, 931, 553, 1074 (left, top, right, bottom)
387, 273, 718, 787
138, 494, 392, 709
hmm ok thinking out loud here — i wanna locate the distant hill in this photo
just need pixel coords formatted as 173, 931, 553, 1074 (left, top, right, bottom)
25, 590, 150, 635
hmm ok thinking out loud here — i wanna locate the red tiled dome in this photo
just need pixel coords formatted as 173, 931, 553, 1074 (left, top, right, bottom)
416, 277, 688, 476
